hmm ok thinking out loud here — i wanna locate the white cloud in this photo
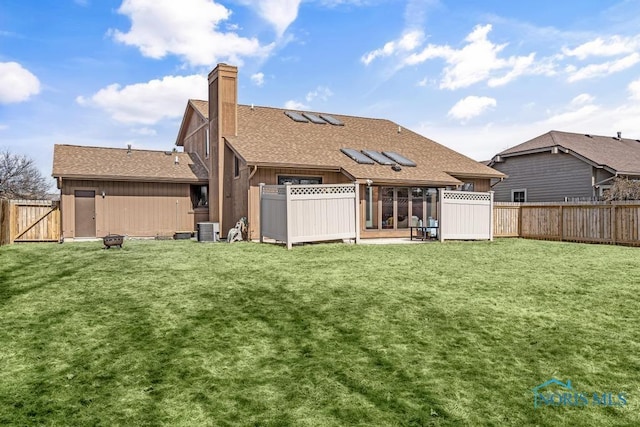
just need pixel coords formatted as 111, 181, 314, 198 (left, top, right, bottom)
240, 0, 301, 37
562, 35, 640, 60
305, 86, 333, 102
404, 24, 547, 90
284, 100, 309, 110
111, 0, 272, 67
628, 78, 640, 100
566, 53, 640, 82
361, 30, 424, 65
132, 127, 157, 136
418, 91, 640, 162
76, 74, 207, 124
571, 93, 595, 106
447, 96, 496, 121
319, 0, 374, 6
545, 104, 600, 125
0, 62, 41, 104
251, 72, 265, 86
487, 53, 536, 87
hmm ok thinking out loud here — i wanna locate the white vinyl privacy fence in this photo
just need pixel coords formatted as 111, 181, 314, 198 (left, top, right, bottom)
440, 190, 494, 241
260, 183, 359, 249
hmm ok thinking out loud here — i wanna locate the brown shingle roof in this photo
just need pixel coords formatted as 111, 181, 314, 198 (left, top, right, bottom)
225, 105, 504, 185
497, 130, 640, 174
52, 145, 208, 182
190, 99, 208, 119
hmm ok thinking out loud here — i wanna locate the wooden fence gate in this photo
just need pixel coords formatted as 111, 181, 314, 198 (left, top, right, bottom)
0, 199, 61, 245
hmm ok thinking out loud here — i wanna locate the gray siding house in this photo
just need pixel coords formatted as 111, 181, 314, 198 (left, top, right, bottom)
488, 130, 640, 202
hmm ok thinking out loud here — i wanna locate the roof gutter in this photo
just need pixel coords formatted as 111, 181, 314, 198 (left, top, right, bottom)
247, 161, 341, 171
490, 176, 505, 188
52, 174, 209, 184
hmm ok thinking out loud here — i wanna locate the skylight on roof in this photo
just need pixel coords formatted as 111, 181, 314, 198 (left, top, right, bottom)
382, 151, 417, 167
340, 148, 375, 164
320, 114, 344, 126
361, 150, 395, 165
284, 111, 309, 123
302, 112, 327, 124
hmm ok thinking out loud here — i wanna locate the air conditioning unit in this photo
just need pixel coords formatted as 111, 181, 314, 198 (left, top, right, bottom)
197, 222, 219, 242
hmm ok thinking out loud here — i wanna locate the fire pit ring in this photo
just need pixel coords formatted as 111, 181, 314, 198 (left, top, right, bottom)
103, 234, 124, 249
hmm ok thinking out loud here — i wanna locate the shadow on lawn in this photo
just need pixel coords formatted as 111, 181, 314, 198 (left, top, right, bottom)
0, 250, 77, 308
210, 281, 452, 425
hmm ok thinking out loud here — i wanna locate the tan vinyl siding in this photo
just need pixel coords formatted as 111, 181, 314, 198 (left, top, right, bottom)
473, 178, 490, 192
492, 152, 594, 202
61, 179, 199, 238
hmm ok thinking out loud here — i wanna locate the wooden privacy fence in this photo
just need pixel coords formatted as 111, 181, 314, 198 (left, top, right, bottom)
260, 183, 359, 249
494, 202, 640, 246
0, 199, 61, 245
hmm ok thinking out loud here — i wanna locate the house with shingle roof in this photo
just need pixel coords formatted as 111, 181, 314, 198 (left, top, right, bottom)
177, 63, 504, 239
51, 63, 503, 240
488, 130, 640, 202
52, 145, 209, 238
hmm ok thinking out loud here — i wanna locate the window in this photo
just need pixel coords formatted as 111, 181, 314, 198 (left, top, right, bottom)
512, 189, 526, 202
377, 186, 438, 230
277, 176, 322, 185
234, 155, 240, 178
381, 187, 394, 229
191, 185, 208, 208
365, 186, 378, 229
462, 182, 474, 191
396, 188, 409, 228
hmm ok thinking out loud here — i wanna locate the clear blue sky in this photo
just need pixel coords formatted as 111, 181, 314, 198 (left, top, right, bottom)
2, 0, 640, 188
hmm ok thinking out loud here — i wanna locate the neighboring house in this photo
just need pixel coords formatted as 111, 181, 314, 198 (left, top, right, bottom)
176, 63, 504, 239
52, 145, 209, 239
488, 130, 640, 202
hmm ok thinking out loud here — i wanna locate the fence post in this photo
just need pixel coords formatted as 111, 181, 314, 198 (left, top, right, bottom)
9, 201, 17, 244
438, 188, 444, 242
611, 204, 616, 245
285, 184, 292, 250
354, 183, 360, 244
0, 199, 7, 246
259, 183, 265, 243
517, 204, 522, 237
489, 191, 494, 241
559, 205, 564, 241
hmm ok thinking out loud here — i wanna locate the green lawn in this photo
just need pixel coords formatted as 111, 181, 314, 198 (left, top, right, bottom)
0, 239, 638, 426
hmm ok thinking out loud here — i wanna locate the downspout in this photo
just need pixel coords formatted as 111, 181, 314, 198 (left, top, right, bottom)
248, 165, 258, 181
490, 177, 505, 188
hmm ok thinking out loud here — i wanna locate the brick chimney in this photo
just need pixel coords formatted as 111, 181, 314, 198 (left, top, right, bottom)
207, 64, 238, 225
